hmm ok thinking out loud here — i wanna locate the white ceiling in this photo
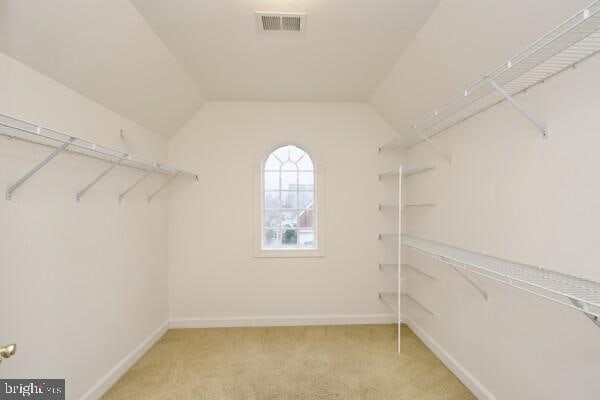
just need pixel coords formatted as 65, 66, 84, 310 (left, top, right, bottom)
131, 0, 440, 102
370, 0, 592, 140
0, 0, 206, 138
0, 0, 444, 136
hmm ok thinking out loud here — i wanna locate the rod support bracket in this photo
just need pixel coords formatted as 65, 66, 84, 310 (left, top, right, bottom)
439, 256, 488, 301
568, 297, 600, 328
488, 79, 549, 139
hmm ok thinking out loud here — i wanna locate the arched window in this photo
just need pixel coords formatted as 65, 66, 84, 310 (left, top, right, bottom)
262, 145, 316, 250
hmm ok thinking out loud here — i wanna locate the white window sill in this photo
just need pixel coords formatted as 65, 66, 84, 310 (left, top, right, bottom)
254, 248, 325, 258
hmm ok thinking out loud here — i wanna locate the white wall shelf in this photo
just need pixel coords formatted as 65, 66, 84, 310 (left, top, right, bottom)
403, 203, 436, 208
403, 235, 600, 327
378, 233, 399, 240
402, 293, 435, 317
378, 166, 434, 180
380, 1, 600, 154
378, 203, 398, 211
402, 263, 436, 280
378, 292, 399, 314
0, 113, 198, 201
378, 203, 435, 211
379, 263, 399, 276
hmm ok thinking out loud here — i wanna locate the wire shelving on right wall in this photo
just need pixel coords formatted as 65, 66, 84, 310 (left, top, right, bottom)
379, 1, 600, 154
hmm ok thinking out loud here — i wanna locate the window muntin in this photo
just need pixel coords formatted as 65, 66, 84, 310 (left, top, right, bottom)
262, 145, 315, 249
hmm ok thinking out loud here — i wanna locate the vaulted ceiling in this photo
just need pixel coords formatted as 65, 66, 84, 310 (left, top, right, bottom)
0, 0, 590, 141
0, 0, 440, 137
130, 0, 440, 102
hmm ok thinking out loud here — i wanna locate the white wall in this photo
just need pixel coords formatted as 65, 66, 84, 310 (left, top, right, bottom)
0, 53, 171, 399
370, 1, 600, 398
168, 101, 402, 325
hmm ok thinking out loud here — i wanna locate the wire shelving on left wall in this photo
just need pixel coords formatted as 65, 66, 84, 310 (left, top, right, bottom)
0, 113, 198, 202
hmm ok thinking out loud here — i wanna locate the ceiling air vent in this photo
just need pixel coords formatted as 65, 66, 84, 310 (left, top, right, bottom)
256, 12, 306, 33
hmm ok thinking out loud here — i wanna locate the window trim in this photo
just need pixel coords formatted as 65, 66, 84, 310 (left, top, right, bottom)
254, 144, 325, 258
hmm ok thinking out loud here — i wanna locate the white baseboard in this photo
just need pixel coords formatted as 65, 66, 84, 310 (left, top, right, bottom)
82, 316, 491, 400
80, 320, 169, 400
402, 318, 496, 400
169, 314, 396, 328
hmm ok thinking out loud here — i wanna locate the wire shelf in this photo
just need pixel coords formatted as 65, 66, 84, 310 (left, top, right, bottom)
378, 203, 398, 211
379, 292, 399, 313
378, 166, 435, 180
403, 203, 436, 208
403, 235, 600, 320
0, 113, 198, 179
381, 1, 600, 150
379, 263, 399, 276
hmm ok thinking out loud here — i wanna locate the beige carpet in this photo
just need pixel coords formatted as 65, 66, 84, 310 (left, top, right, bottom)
102, 324, 475, 400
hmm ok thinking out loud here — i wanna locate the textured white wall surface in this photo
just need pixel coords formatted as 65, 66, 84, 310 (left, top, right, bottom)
0, 53, 171, 399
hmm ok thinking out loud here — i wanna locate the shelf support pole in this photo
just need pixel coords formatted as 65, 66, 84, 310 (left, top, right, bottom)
76, 160, 123, 202
439, 257, 488, 300
413, 127, 452, 164
567, 298, 600, 328
6, 137, 75, 200
147, 172, 180, 203
119, 170, 152, 202
488, 79, 549, 138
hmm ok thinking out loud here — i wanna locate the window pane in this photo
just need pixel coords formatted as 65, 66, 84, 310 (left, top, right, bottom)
264, 172, 279, 190
281, 172, 297, 190
264, 210, 281, 228
281, 229, 298, 246
281, 161, 297, 171
264, 228, 281, 248
273, 146, 289, 162
298, 210, 314, 228
264, 192, 280, 209
289, 146, 305, 163
297, 154, 314, 171
299, 191, 314, 209
281, 191, 298, 209
281, 211, 298, 228
264, 154, 280, 170
298, 172, 313, 190
262, 145, 316, 251
298, 230, 315, 247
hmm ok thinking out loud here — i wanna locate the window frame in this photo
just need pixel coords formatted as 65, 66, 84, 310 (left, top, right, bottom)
254, 144, 325, 258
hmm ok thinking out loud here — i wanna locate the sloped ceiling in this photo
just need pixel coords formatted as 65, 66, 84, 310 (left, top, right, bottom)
0, 0, 206, 138
0, 0, 440, 137
130, 0, 440, 102
370, 0, 592, 142
1, 0, 591, 142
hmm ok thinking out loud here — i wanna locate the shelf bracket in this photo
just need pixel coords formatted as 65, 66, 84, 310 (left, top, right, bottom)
119, 170, 152, 202
76, 159, 123, 202
413, 126, 452, 164
147, 172, 180, 203
439, 256, 488, 300
568, 297, 600, 328
6, 137, 75, 200
488, 79, 549, 138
